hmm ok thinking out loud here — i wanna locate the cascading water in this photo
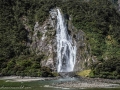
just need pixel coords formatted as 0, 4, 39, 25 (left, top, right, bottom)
56, 9, 76, 73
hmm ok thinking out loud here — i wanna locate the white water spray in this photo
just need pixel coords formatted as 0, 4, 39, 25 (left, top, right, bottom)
56, 9, 76, 72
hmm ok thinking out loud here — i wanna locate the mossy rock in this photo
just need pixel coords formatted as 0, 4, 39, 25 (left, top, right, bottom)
52, 72, 59, 77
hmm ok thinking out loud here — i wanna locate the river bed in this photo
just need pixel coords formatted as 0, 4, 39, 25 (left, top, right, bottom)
0, 76, 120, 90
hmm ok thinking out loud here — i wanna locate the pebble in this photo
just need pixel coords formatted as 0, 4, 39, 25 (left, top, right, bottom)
52, 77, 120, 88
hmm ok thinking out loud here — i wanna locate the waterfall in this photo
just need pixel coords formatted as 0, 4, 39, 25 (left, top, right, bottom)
56, 9, 76, 72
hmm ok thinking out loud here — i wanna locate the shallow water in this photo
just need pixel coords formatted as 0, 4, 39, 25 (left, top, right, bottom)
0, 77, 120, 90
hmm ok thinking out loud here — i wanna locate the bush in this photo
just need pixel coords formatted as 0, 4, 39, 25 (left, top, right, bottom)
93, 57, 120, 79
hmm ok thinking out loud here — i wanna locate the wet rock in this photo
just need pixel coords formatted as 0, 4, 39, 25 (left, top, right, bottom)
52, 77, 120, 88
24, 8, 94, 72
59, 72, 76, 77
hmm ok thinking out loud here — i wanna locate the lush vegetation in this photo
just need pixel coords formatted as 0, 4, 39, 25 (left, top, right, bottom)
90, 57, 120, 79
0, 0, 59, 77
60, 0, 120, 78
0, 0, 120, 78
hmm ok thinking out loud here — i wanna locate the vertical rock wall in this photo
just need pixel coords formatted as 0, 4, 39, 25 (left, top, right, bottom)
25, 8, 93, 72
67, 17, 92, 72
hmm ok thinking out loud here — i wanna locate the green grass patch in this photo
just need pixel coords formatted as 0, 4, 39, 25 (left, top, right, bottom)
77, 69, 91, 77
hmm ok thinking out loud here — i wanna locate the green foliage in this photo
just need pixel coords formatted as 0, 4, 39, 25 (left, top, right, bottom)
37, 31, 42, 39
0, 0, 59, 77
92, 57, 120, 79
0, 0, 119, 78
59, 0, 120, 78
89, 70, 95, 78
41, 66, 53, 77
0, 54, 50, 76
60, 0, 120, 59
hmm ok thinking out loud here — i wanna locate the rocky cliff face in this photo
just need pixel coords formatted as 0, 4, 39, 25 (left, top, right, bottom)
67, 17, 92, 71
24, 8, 93, 72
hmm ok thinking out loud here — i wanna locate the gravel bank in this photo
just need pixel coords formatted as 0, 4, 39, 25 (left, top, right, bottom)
52, 77, 120, 88
0, 76, 120, 88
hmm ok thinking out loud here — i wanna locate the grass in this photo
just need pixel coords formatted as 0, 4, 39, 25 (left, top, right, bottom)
0, 79, 58, 90
0, 80, 32, 90
77, 69, 91, 77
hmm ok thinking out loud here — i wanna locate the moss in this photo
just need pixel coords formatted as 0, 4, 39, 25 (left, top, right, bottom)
77, 69, 91, 77
52, 72, 59, 77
